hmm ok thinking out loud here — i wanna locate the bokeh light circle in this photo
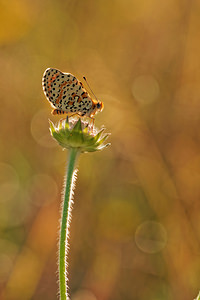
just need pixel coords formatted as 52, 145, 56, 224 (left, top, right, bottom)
29, 174, 58, 206
72, 289, 97, 300
135, 221, 167, 254
30, 109, 57, 148
131, 75, 160, 104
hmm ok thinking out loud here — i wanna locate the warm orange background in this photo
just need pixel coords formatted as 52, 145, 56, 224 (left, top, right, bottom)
0, 1, 200, 299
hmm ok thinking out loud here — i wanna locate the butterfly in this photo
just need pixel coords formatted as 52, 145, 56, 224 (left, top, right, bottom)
42, 68, 104, 118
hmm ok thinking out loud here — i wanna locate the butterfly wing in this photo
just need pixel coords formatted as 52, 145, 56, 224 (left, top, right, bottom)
42, 68, 93, 116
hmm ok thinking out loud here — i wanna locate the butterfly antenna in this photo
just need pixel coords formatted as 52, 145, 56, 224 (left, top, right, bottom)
83, 76, 98, 100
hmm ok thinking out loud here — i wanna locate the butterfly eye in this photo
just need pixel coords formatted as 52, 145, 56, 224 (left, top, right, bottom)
97, 102, 101, 109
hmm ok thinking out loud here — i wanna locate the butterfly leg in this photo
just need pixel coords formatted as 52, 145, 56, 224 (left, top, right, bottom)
51, 109, 66, 115
52, 110, 81, 122
88, 117, 95, 131
69, 113, 78, 118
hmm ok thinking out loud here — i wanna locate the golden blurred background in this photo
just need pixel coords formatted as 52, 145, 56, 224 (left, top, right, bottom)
0, 0, 200, 299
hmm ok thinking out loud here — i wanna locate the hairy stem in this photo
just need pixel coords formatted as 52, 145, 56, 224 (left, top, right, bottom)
59, 148, 79, 300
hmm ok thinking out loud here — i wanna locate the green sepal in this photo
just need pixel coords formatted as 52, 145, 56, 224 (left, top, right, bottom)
49, 117, 110, 153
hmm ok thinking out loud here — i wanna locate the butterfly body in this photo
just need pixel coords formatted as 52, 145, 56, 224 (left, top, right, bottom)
42, 68, 103, 118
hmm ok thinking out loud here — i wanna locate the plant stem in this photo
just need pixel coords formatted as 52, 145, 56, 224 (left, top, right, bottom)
59, 148, 80, 300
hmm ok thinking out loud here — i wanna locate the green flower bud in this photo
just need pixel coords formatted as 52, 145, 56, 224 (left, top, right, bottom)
49, 117, 110, 153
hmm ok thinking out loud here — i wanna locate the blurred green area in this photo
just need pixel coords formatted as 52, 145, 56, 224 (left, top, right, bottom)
0, 0, 200, 299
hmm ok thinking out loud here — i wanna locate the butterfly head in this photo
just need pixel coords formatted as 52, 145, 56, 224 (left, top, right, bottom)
90, 100, 104, 118
96, 101, 104, 112
93, 100, 104, 116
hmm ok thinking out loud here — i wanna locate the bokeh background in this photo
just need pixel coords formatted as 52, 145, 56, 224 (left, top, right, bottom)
1, 0, 200, 299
